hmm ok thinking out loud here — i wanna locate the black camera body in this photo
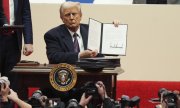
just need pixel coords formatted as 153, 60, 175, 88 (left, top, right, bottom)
28, 90, 43, 107
28, 90, 65, 108
119, 95, 140, 108
79, 81, 101, 108
158, 88, 179, 108
81, 81, 98, 97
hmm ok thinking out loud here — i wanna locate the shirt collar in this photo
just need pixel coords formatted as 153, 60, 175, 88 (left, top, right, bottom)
68, 27, 81, 38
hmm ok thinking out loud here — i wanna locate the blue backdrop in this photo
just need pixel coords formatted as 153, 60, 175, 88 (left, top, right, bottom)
66, 0, 94, 3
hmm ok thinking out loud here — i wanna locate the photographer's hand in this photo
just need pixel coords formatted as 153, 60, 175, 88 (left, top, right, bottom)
96, 81, 108, 100
0, 83, 10, 102
39, 95, 47, 107
7, 89, 32, 108
173, 90, 180, 108
7, 89, 18, 101
79, 93, 92, 107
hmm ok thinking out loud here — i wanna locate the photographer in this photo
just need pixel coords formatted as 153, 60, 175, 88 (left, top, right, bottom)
78, 81, 115, 108
0, 76, 32, 108
156, 88, 180, 108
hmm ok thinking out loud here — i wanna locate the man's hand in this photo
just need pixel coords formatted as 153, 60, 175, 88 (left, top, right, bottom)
23, 44, 33, 56
39, 96, 48, 107
79, 50, 98, 58
79, 93, 92, 107
96, 81, 108, 100
7, 89, 32, 108
0, 83, 10, 102
7, 89, 19, 101
112, 20, 120, 27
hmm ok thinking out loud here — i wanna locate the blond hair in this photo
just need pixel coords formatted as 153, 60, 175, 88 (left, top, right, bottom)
60, 1, 82, 17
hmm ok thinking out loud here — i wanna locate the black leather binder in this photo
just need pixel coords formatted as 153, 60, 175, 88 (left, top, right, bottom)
76, 57, 120, 72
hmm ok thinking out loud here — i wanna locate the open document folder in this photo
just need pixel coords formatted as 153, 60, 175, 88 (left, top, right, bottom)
87, 18, 128, 55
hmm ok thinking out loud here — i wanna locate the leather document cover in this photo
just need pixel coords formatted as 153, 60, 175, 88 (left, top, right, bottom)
76, 57, 120, 72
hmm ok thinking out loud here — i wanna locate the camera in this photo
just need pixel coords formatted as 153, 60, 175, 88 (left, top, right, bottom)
78, 81, 101, 108
118, 95, 140, 108
158, 88, 179, 108
28, 90, 65, 108
80, 81, 98, 97
45, 98, 64, 108
28, 90, 44, 107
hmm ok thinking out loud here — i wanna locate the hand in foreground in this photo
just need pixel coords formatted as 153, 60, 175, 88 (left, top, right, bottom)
0, 83, 10, 102
23, 44, 33, 56
39, 96, 48, 107
8, 89, 32, 108
79, 93, 92, 107
96, 81, 108, 100
7, 89, 19, 101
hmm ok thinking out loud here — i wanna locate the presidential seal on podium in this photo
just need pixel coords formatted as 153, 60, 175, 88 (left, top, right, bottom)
49, 63, 77, 92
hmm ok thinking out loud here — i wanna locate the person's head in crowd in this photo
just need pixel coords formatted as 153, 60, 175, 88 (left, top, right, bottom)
0, 77, 10, 102
60, 1, 82, 32
0, 76, 32, 108
0, 76, 10, 86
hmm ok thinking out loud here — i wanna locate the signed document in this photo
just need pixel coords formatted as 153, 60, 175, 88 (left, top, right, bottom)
88, 18, 128, 55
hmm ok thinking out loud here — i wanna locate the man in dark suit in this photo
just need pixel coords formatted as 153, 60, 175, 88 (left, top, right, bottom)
44, 1, 119, 64
0, 0, 33, 89
43, 1, 119, 104
44, 1, 98, 64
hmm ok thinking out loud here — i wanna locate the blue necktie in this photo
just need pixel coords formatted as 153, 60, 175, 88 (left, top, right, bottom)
73, 33, 80, 52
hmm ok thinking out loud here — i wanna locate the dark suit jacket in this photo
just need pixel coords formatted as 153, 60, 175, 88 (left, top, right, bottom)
44, 24, 89, 64
0, 0, 33, 50
14, 0, 33, 50
0, 101, 13, 108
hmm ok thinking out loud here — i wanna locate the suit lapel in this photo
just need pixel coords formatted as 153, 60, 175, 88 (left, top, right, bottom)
13, 0, 18, 15
60, 25, 74, 52
80, 25, 88, 49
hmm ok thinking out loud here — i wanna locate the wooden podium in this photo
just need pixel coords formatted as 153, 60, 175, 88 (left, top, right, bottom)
11, 64, 124, 100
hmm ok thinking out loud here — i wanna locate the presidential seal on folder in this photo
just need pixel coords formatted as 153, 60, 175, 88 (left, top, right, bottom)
49, 63, 77, 92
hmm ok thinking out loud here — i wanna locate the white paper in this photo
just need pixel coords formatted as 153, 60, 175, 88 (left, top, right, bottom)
88, 18, 128, 55
101, 24, 127, 55
88, 19, 102, 52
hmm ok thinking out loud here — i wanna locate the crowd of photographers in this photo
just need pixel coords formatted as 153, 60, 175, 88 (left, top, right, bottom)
0, 76, 180, 108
